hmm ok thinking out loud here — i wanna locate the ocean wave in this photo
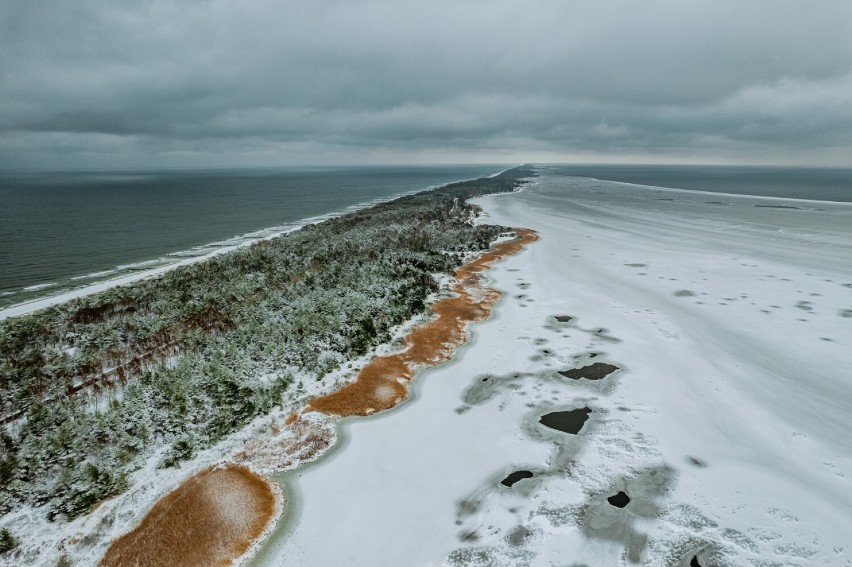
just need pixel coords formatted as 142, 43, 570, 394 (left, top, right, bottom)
71, 269, 119, 280
23, 282, 58, 292
115, 258, 172, 271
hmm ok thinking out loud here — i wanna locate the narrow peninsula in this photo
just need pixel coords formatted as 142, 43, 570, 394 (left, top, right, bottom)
0, 167, 536, 566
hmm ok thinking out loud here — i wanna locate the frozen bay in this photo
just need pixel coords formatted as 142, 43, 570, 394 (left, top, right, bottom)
256, 169, 852, 566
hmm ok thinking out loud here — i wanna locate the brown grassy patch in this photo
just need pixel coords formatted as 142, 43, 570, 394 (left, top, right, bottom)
100, 465, 278, 567
235, 414, 337, 473
306, 228, 538, 417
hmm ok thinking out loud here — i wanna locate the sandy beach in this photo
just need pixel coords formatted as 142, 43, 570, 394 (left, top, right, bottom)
252, 169, 852, 565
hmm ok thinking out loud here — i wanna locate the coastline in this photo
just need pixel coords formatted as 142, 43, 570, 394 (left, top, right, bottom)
99, 226, 538, 566
0, 167, 535, 566
0, 171, 496, 321
302, 228, 538, 418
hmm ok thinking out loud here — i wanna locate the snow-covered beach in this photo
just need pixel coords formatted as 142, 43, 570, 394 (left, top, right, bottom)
253, 169, 852, 565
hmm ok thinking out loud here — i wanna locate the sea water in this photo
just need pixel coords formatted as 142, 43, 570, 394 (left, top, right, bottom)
0, 165, 500, 307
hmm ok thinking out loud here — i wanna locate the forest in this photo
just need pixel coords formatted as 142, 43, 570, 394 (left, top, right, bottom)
0, 166, 533, 530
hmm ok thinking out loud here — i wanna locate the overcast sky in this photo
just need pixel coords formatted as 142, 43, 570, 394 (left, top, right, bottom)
2, 0, 852, 169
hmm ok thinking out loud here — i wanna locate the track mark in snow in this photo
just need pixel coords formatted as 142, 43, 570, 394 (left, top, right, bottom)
686, 456, 707, 467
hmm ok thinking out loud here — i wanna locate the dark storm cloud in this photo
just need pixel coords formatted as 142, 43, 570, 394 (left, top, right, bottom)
2, 0, 852, 167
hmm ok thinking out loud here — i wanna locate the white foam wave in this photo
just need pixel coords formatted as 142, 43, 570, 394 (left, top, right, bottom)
22, 282, 57, 292
71, 269, 119, 281
115, 258, 172, 271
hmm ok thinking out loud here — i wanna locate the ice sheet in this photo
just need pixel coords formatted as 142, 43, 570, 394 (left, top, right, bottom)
254, 171, 852, 566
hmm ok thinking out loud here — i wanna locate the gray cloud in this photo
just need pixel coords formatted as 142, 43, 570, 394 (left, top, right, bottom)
2, 0, 852, 168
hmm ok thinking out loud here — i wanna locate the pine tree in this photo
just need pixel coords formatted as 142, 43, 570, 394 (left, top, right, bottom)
0, 528, 18, 553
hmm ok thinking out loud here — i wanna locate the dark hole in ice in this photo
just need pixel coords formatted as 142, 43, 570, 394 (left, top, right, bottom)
607, 491, 630, 508
539, 408, 591, 434
558, 362, 618, 381
754, 204, 800, 210
501, 470, 534, 488
555, 315, 574, 323
690, 556, 702, 567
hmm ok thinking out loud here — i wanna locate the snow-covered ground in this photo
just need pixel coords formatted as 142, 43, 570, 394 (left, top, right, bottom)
252, 171, 852, 566
0, 302, 448, 566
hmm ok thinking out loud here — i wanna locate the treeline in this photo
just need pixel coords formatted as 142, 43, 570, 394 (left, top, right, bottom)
0, 166, 533, 523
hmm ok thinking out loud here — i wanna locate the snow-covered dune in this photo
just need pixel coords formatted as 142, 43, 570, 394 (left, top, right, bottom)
253, 170, 852, 566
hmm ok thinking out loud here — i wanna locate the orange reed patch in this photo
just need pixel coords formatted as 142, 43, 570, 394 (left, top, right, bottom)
306, 228, 538, 417
100, 465, 277, 567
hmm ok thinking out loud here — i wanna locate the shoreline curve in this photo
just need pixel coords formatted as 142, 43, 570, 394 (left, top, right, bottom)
304, 227, 539, 417
101, 226, 537, 566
